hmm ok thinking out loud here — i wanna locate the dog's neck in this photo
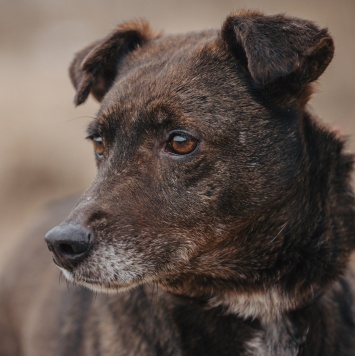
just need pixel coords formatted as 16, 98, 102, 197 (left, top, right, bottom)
159, 282, 330, 355
207, 287, 300, 322
161, 274, 355, 355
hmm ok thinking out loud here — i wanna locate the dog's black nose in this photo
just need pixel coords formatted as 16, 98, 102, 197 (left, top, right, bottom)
45, 224, 92, 270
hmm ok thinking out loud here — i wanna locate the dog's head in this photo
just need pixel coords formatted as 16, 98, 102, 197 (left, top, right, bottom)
45, 11, 354, 320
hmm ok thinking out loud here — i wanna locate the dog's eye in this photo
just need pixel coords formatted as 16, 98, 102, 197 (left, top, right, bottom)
92, 136, 104, 160
166, 133, 199, 155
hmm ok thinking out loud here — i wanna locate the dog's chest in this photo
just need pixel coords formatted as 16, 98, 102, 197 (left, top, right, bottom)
244, 320, 307, 356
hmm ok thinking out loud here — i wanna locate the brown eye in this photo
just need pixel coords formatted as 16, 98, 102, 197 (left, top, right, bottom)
93, 136, 104, 160
167, 133, 199, 155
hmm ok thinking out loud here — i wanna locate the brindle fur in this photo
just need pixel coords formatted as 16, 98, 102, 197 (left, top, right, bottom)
1, 10, 355, 355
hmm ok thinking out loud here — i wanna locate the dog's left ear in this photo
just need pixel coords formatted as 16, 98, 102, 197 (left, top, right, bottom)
69, 20, 157, 106
221, 11, 334, 103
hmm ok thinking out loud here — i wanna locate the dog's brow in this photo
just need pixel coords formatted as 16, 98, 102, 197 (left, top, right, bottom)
86, 114, 111, 136
86, 121, 99, 137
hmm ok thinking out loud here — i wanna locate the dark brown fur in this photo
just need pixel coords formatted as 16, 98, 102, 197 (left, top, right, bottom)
1, 11, 355, 355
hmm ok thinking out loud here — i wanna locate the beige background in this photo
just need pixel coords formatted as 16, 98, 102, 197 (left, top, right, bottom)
1, 0, 354, 267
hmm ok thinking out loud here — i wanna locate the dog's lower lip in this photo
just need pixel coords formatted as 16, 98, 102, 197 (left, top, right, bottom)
75, 278, 133, 291
67, 272, 145, 291
76, 276, 128, 287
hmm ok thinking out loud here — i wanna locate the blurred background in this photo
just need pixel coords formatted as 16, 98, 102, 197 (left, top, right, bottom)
1, 0, 354, 269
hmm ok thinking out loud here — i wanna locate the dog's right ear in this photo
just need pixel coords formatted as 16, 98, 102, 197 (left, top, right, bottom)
69, 20, 157, 106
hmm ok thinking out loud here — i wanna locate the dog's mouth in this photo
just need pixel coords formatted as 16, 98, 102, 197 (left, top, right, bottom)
59, 267, 152, 293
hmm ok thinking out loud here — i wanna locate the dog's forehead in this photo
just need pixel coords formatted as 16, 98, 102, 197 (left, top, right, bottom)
97, 29, 247, 127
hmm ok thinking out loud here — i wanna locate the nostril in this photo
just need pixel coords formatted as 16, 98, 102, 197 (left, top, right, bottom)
59, 243, 76, 255
58, 234, 91, 256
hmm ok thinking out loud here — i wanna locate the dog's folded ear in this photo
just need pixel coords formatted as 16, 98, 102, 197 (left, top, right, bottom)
221, 11, 334, 103
69, 20, 156, 106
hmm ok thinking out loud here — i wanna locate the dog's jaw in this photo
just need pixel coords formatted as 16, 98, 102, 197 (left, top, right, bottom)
61, 262, 292, 321
59, 267, 152, 294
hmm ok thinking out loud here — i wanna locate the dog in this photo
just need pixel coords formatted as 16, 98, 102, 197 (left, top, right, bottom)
1, 10, 355, 355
